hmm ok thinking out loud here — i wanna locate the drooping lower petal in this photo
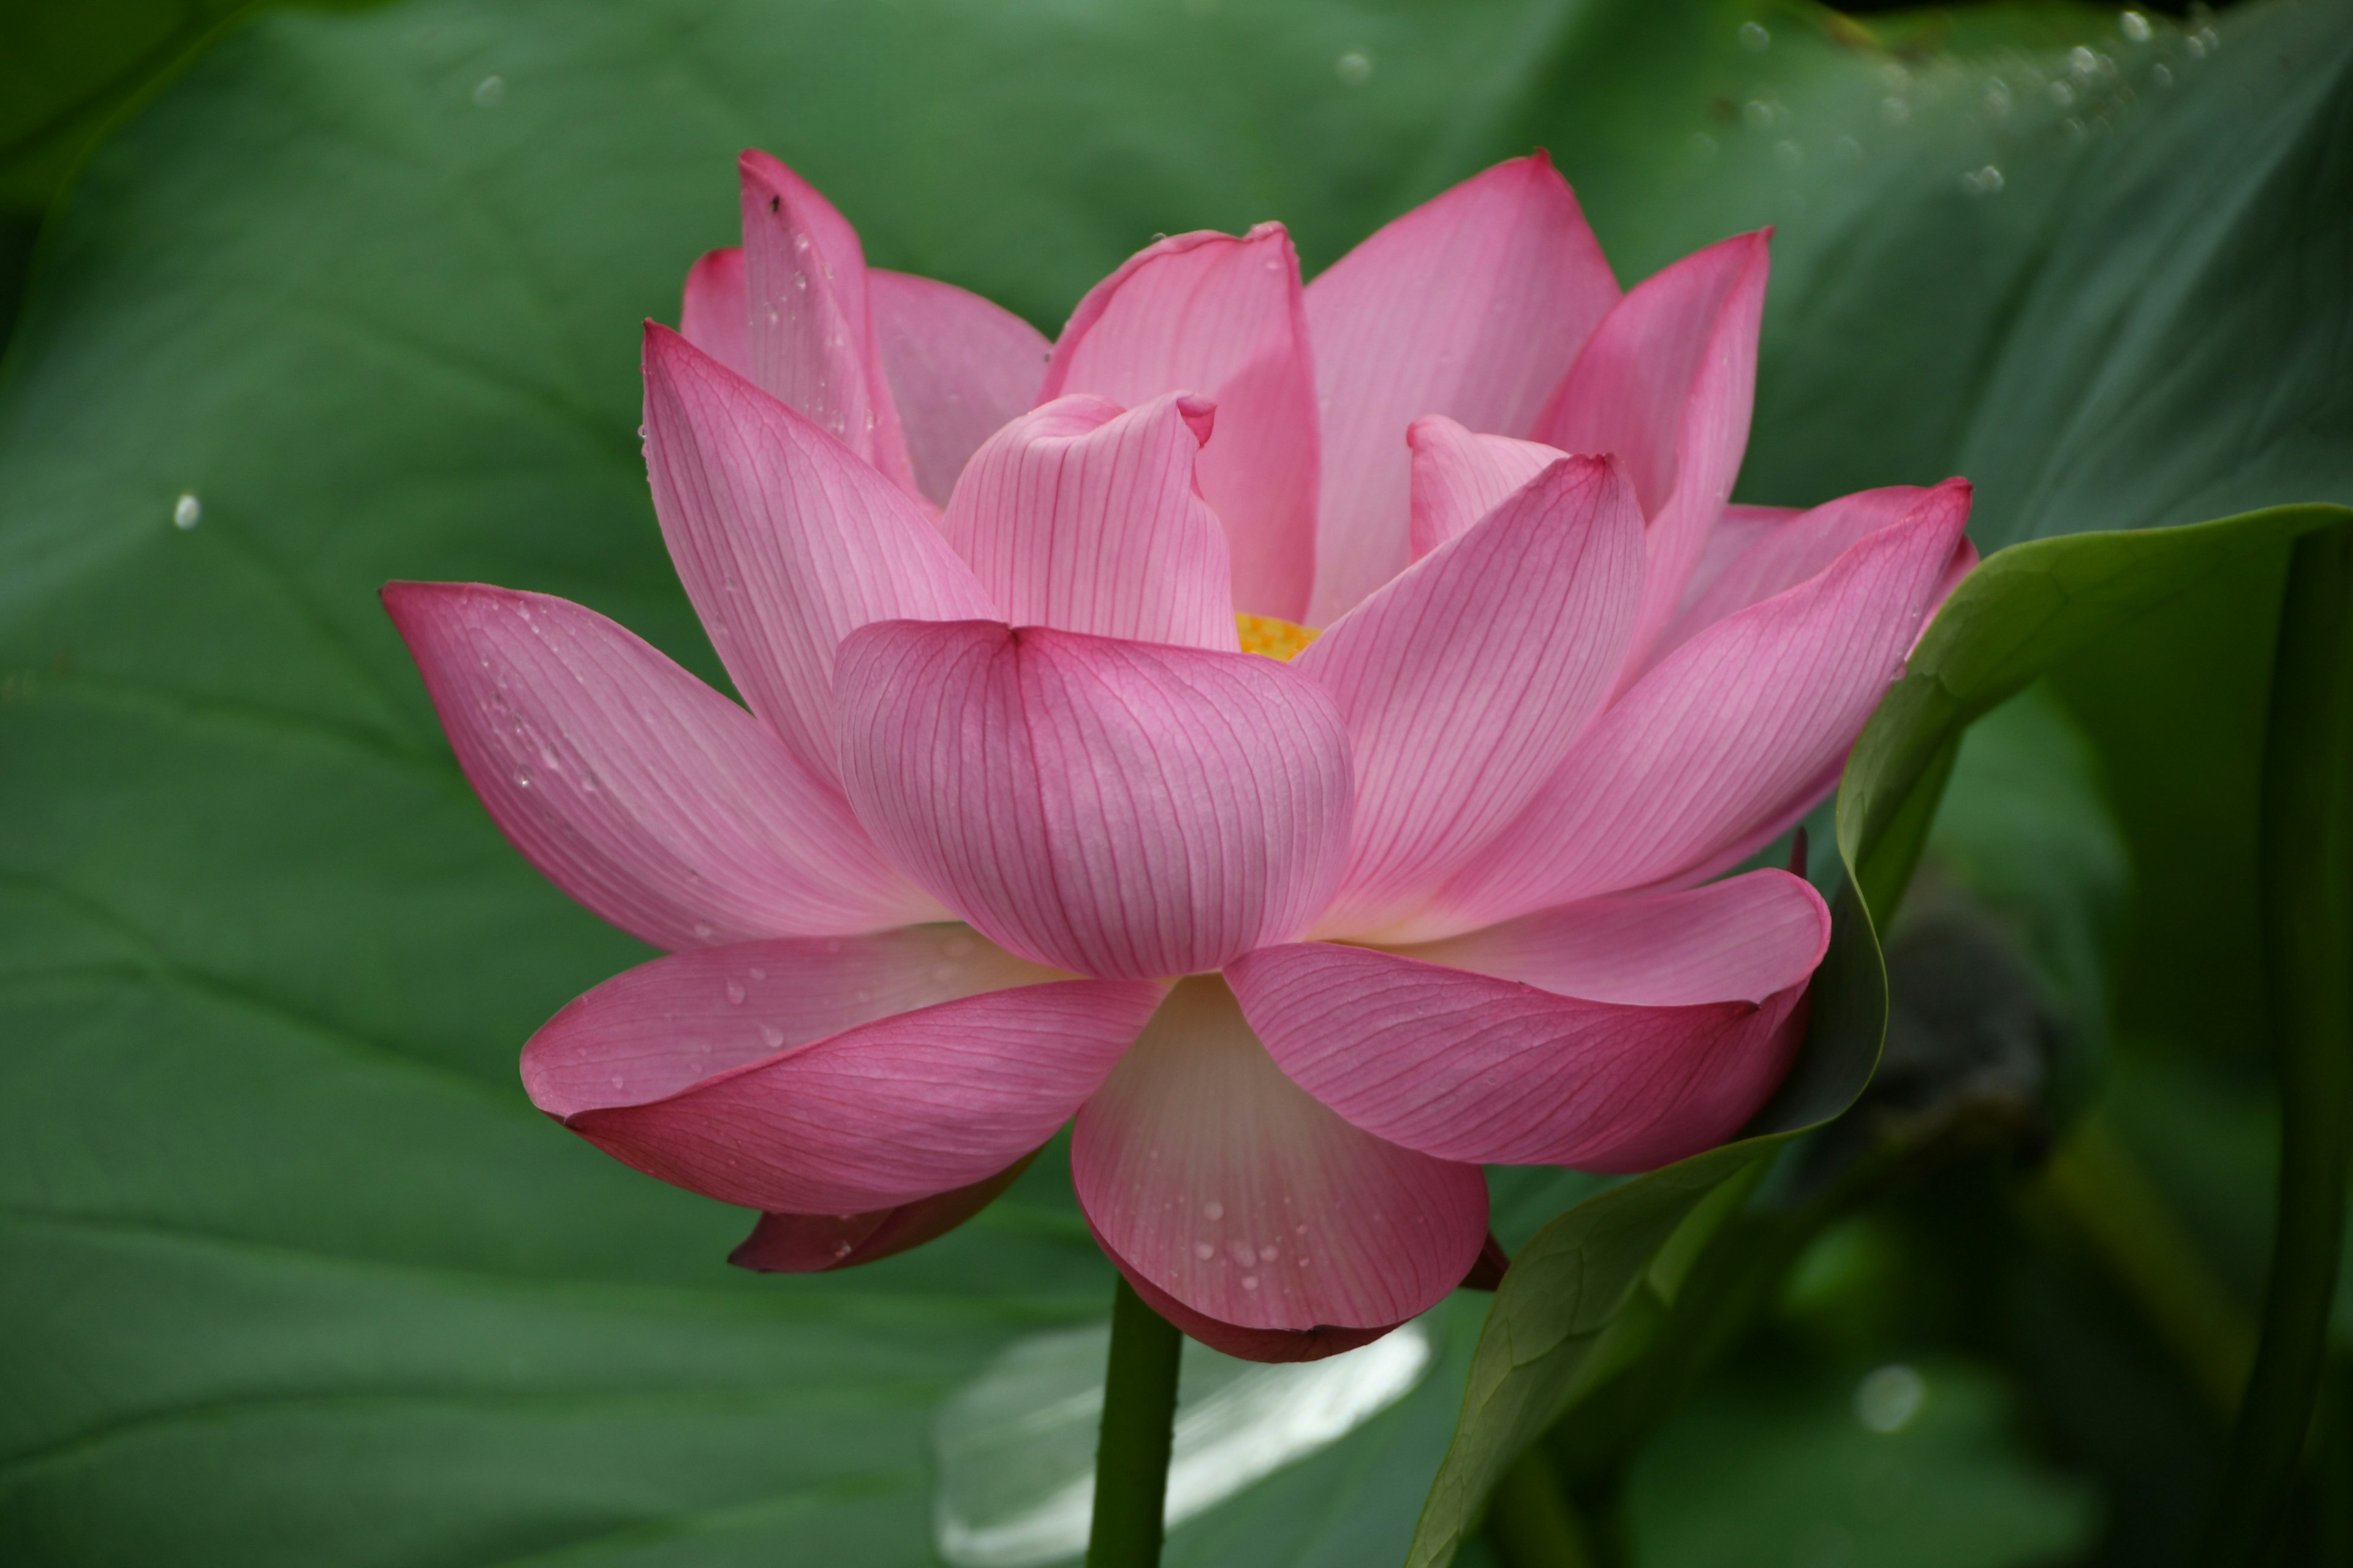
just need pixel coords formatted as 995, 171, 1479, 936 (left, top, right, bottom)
1404, 415, 1568, 562
1042, 225, 1317, 620
1298, 455, 1645, 938
870, 268, 1053, 507
1534, 232, 1771, 662
523, 932, 1161, 1213
1424, 493, 1971, 935
383, 582, 936, 949
1305, 154, 1620, 622
1093, 1227, 1400, 1363
737, 150, 919, 496
642, 324, 999, 786
939, 393, 1239, 651
1226, 903, 1817, 1175
1072, 977, 1488, 1342
833, 621, 1353, 979
729, 1153, 1039, 1273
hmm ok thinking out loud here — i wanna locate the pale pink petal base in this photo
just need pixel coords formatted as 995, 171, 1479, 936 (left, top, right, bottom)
835, 621, 1352, 979
523, 931, 1161, 1212
1072, 977, 1488, 1340
730, 1151, 1039, 1273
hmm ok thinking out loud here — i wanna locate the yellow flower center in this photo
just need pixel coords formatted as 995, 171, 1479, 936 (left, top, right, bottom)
1235, 613, 1320, 662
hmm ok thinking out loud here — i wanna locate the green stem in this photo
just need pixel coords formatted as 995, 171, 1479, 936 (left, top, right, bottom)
2201, 526, 2353, 1564
1087, 1276, 1183, 1568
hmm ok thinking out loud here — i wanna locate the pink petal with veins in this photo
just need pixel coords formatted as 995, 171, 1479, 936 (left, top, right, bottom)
384, 582, 936, 948
834, 621, 1352, 979
1305, 154, 1618, 621
642, 324, 998, 786
1072, 977, 1487, 1340
1044, 225, 1317, 619
940, 393, 1238, 651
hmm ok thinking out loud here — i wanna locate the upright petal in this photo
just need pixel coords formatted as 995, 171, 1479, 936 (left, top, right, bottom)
1297, 455, 1645, 938
1227, 875, 1825, 1173
1305, 154, 1620, 623
1072, 977, 1488, 1343
384, 582, 937, 949
939, 393, 1239, 651
870, 268, 1053, 507
524, 930, 1161, 1212
1679, 502, 1799, 611
680, 246, 750, 378
1042, 225, 1317, 621
1533, 231, 1770, 660
1427, 491, 1972, 934
730, 1155, 1038, 1273
642, 324, 999, 786
737, 150, 919, 495
1405, 416, 1569, 562
1653, 482, 1966, 665
834, 621, 1353, 979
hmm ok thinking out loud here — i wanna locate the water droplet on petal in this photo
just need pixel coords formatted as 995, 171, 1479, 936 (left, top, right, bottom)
1193, 1241, 1216, 1260
693, 922, 717, 942
759, 1024, 786, 1048
748, 967, 766, 980
1242, 1274, 1259, 1290
1259, 1244, 1279, 1262
1203, 1200, 1224, 1221
726, 980, 746, 1004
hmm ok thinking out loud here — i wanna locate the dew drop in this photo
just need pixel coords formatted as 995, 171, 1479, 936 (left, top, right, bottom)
1773, 138, 1803, 172
726, 980, 746, 1004
2152, 62, 2173, 88
748, 966, 766, 980
172, 493, 202, 529
1333, 49, 1373, 86
1203, 1200, 1224, 1221
941, 934, 976, 959
1259, 1243, 1279, 1262
1193, 1241, 1216, 1260
931, 963, 959, 983
2120, 10, 2152, 44
610, 1074, 625, 1088
1241, 1274, 1260, 1290
760, 1025, 786, 1048
1881, 95, 1911, 126
473, 75, 506, 108
692, 922, 717, 942
1737, 20, 1769, 51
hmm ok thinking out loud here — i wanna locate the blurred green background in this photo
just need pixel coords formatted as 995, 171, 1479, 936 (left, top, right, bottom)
1, 0, 2347, 1564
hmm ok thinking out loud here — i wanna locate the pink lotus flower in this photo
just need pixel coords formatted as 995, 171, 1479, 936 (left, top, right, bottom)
385, 150, 1974, 1362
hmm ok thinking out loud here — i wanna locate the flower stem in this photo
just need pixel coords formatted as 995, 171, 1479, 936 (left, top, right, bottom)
2201, 525, 2353, 1564
1088, 1275, 1183, 1568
